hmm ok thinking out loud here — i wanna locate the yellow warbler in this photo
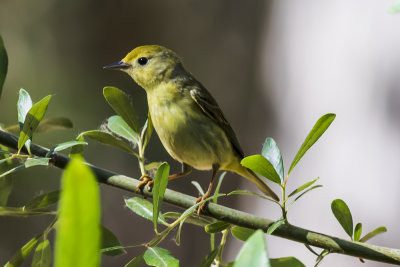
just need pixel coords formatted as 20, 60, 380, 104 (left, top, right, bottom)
104, 45, 278, 213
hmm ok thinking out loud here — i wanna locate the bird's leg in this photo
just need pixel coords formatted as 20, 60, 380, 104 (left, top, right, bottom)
168, 163, 192, 180
196, 164, 219, 215
136, 163, 192, 192
136, 174, 153, 192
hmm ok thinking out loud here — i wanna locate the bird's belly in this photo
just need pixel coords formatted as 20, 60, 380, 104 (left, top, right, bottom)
150, 100, 235, 170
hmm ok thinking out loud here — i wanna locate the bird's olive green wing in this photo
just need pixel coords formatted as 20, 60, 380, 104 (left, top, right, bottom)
189, 84, 245, 159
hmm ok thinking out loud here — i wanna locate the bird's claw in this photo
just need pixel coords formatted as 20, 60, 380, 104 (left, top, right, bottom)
136, 174, 154, 192
195, 195, 208, 216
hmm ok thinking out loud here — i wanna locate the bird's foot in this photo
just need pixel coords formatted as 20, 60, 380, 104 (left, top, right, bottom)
136, 174, 154, 192
195, 194, 209, 216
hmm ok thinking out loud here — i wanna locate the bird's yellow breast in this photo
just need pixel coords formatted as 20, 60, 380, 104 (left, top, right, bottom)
147, 83, 236, 170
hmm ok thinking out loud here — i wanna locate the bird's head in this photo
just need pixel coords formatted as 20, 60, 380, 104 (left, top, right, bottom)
104, 45, 184, 90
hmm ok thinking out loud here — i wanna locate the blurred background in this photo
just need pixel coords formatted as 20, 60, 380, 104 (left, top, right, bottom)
0, 0, 399, 266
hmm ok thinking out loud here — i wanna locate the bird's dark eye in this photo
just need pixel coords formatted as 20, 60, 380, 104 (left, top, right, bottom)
138, 57, 148, 66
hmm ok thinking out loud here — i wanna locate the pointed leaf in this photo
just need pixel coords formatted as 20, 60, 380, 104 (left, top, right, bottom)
213, 171, 226, 204
163, 212, 211, 227
35, 117, 73, 133
293, 185, 322, 203
143, 247, 179, 267
141, 113, 153, 150
191, 181, 205, 196
78, 130, 137, 156
153, 162, 170, 231
359, 226, 387, 243
241, 155, 281, 184
354, 223, 362, 242
103, 86, 139, 133
25, 158, 50, 168
0, 164, 25, 178
31, 239, 51, 267
262, 138, 284, 182
0, 175, 12, 206
145, 162, 162, 171
197, 248, 219, 267
331, 199, 353, 238
267, 218, 285, 235
231, 226, 256, 242
101, 226, 126, 256
288, 177, 319, 197
18, 95, 52, 152
288, 113, 335, 175
47, 141, 88, 156
205, 221, 230, 233
228, 190, 277, 203
125, 197, 167, 225
125, 253, 145, 267
234, 230, 270, 267
4, 234, 42, 267
17, 89, 33, 130
54, 157, 101, 267
0, 34, 8, 98
270, 257, 305, 267
25, 190, 60, 210
107, 115, 139, 144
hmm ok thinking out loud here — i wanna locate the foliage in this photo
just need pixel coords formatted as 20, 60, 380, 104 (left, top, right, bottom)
0, 34, 392, 267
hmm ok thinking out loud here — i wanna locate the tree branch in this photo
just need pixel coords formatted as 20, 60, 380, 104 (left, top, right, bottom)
0, 129, 399, 265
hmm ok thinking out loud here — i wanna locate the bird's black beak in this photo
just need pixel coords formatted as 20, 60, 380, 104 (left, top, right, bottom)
103, 61, 131, 70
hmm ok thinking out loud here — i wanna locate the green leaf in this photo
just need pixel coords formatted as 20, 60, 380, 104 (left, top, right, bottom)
145, 162, 162, 171
262, 138, 284, 182
78, 130, 138, 156
152, 162, 170, 231
143, 247, 179, 267
18, 95, 52, 152
54, 157, 101, 267
101, 226, 126, 256
163, 212, 211, 227
0, 175, 12, 206
213, 171, 226, 204
389, 0, 400, 13
31, 239, 51, 267
231, 226, 256, 242
47, 141, 88, 156
0, 164, 25, 178
0, 206, 55, 216
228, 190, 277, 203
331, 199, 353, 238
234, 230, 270, 267
293, 185, 322, 203
191, 181, 205, 196
107, 115, 139, 144
25, 190, 60, 210
288, 177, 319, 197
205, 221, 230, 233
17, 89, 33, 130
17, 89, 33, 152
35, 117, 73, 133
103, 86, 140, 133
25, 158, 50, 168
354, 223, 362, 242
288, 113, 335, 175
197, 248, 219, 267
267, 218, 284, 235
270, 257, 305, 267
0, 34, 8, 98
359, 226, 387, 243
125, 197, 167, 225
4, 234, 43, 267
124, 253, 145, 267
241, 155, 281, 184
141, 114, 153, 150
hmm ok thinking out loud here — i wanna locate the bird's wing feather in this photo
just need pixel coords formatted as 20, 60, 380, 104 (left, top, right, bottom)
189, 83, 245, 158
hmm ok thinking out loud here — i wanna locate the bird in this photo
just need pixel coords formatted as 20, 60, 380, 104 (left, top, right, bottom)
104, 45, 279, 214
